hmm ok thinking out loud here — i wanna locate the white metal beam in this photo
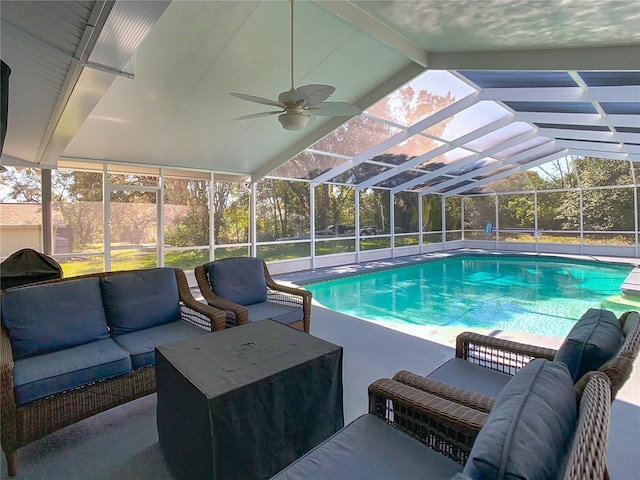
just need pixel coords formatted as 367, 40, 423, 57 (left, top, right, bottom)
361, 114, 514, 190
421, 141, 560, 195
443, 149, 570, 197
427, 45, 640, 71
514, 112, 640, 129
481, 85, 640, 103
314, 0, 429, 67
392, 129, 541, 193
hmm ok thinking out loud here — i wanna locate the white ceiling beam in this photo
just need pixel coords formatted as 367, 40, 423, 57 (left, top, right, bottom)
309, 91, 482, 186
443, 149, 569, 197
567, 149, 640, 162
428, 45, 640, 71
314, 0, 429, 67
392, 129, 541, 193
38, 1, 171, 167
514, 112, 640, 128
556, 139, 633, 153
536, 128, 622, 143
481, 85, 640, 103
360, 113, 514, 190
252, 61, 425, 181
420, 141, 559, 195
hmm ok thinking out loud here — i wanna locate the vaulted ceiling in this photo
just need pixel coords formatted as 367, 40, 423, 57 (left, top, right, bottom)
1, 0, 639, 195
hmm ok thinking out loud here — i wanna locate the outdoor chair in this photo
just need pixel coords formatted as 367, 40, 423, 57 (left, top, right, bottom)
393, 309, 640, 415
273, 361, 612, 480
194, 257, 311, 332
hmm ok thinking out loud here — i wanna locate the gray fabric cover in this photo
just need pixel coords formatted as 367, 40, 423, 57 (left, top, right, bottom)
113, 319, 208, 369
156, 320, 343, 480
2, 277, 110, 360
207, 257, 267, 305
427, 357, 512, 398
245, 301, 302, 325
463, 358, 577, 480
554, 308, 622, 381
12, 338, 131, 405
272, 414, 463, 480
101, 268, 181, 336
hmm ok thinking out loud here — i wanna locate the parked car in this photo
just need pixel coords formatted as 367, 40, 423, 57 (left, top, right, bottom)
316, 224, 377, 236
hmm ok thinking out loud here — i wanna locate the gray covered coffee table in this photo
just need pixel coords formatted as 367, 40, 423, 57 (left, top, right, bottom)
156, 319, 344, 480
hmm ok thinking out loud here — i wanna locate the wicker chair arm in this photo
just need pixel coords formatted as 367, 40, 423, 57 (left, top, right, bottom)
562, 371, 611, 480
619, 311, 640, 360
194, 265, 249, 326
368, 378, 488, 464
0, 325, 17, 473
173, 269, 227, 331
393, 370, 495, 414
455, 331, 557, 375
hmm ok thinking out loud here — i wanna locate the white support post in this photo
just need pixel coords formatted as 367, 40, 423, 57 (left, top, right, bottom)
355, 188, 360, 264
250, 181, 257, 258
103, 164, 111, 272
494, 193, 499, 250
390, 192, 395, 258
158, 169, 165, 267
209, 172, 215, 261
418, 192, 423, 254
310, 184, 316, 270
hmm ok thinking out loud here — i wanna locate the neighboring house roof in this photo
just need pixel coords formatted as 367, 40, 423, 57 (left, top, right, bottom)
0, 203, 65, 227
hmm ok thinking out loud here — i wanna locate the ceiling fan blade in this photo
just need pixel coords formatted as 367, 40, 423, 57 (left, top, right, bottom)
292, 84, 335, 106
234, 111, 282, 121
231, 92, 286, 108
308, 102, 362, 117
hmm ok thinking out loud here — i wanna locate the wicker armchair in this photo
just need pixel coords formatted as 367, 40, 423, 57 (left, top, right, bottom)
273, 370, 611, 479
0, 268, 226, 477
195, 257, 311, 332
393, 310, 639, 415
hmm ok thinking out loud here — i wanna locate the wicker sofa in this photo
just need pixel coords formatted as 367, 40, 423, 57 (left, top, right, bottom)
0, 267, 226, 477
272, 360, 612, 480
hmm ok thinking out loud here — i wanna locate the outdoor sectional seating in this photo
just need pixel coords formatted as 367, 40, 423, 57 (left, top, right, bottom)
272, 359, 612, 480
0, 267, 226, 477
393, 308, 640, 417
195, 256, 312, 332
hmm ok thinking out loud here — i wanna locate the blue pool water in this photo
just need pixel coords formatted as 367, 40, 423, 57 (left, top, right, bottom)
304, 255, 633, 338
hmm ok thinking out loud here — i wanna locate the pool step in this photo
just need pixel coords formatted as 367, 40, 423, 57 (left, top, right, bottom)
621, 267, 640, 297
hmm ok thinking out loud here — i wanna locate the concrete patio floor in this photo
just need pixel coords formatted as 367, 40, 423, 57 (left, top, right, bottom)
2, 250, 639, 479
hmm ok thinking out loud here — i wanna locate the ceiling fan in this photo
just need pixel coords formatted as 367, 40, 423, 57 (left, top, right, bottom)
230, 0, 362, 131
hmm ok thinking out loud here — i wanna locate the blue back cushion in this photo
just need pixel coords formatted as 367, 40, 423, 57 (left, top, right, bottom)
554, 308, 622, 381
2, 277, 110, 360
207, 257, 267, 306
463, 359, 577, 480
101, 268, 181, 336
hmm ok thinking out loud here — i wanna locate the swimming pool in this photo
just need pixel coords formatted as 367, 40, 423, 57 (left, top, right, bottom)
303, 255, 633, 338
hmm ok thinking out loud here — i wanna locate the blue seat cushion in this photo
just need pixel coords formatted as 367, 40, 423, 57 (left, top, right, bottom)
101, 268, 181, 336
208, 257, 267, 306
246, 301, 302, 325
113, 320, 209, 369
463, 358, 577, 480
12, 338, 131, 405
426, 357, 512, 398
2, 277, 110, 360
272, 414, 463, 480
554, 308, 622, 381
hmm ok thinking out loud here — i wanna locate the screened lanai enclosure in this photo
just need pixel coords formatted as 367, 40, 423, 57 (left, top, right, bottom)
0, 2, 638, 276
1, 69, 639, 275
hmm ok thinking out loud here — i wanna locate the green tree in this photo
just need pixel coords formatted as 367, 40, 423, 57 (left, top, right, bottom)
0, 167, 41, 202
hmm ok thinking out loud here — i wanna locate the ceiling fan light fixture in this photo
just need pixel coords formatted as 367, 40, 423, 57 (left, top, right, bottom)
278, 111, 309, 130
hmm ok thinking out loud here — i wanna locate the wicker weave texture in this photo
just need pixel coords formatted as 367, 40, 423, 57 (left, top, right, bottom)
0, 267, 226, 477
195, 258, 312, 332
